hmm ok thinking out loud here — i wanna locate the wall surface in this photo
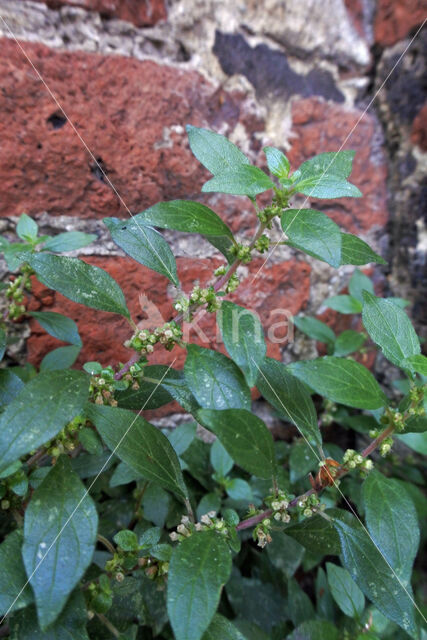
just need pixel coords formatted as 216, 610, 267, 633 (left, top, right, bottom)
0, 0, 425, 379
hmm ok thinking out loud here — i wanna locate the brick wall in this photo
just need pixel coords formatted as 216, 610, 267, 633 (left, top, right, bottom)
0, 0, 425, 375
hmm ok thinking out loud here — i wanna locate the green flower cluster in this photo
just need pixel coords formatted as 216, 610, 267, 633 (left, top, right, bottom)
174, 285, 222, 315
86, 575, 113, 615
47, 415, 86, 458
170, 512, 229, 543
125, 322, 183, 354
229, 243, 252, 264
5, 272, 31, 319
265, 489, 291, 523
343, 448, 374, 471
295, 493, 324, 519
254, 234, 270, 253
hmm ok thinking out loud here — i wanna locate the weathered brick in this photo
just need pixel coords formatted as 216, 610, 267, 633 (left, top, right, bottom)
32, 0, 166, 27
374, 0, 427, 46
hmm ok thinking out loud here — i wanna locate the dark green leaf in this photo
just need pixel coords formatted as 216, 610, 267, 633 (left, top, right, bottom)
203, 233, 235, 264
289, 440, 318, 482
217, 300, 266, 386
287, 620, 339, 640
293, 315, 336, 347
396, 431, 427, 454
226, 477, 252, 502
197, 493, 222, 521
0, 530, 33, 615
348, 269, 374, 302
340, 233, 386, 265
2, 243, 31, 270
114, 529, 139, 552
28, 311, 82, 346
263, 146, 290, 178
402, 413, 427, 434
134, 200, 233, 238
288, 356, 387, 410
184, 345, 251, 411
362, 292, 420, 368
256, 358, 321, 447
331, 510, 417, 637
286, 513, 341, 556
86, 403, 188, 500
281, 209, 342, 267
26, 253, 130, 318
202, 614, 246, 640
362, 470, 419, 583
266, 531, 304, 578
78, 427, 103, 455
10, 590, 89, 640
17, 214, 38, 242
326, 562, 365, 618
42, 231, 96, 252
40, 345, 81, 371
168, 530, 232, 640
333, 330, 366, 357
104, 217, 178, 287
198, 408, 276, 479
324, 295, 362, 314
167, 422, 197, 456
288, 577, 315, 626
0, 369, 24, 407
226, 574, 286, 632
186, 125, 250, 174
202, 165, 275, 197
22, 457, 97, 629
0, 370, 89, 471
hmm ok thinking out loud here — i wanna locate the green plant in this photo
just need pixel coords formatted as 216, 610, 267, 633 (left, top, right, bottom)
0, 126, 426, 640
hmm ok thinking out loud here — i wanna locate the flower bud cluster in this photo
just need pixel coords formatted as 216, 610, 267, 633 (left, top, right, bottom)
174, 286, 222, 315
254, 234, 270, 254
266, 490, 291, 524
90, 369, 119, 407
169, 512, 229, 543
254, 518, 272, 548
295, 493, 323, 519
343, 449, 374, 471
46, 415, 86, 459
125, 322, 183, 354
0, 466, 28, 509
379, 437, 394, 457
229, 243, 252, 264
257, 204, 281, 227
225, 273, 240, 294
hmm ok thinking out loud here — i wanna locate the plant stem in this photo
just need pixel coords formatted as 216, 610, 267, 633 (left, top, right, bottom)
184, 497, 195, 523
97, 534, 116, 555
360, 425, 394, 459
26, 448, 47, 468
114, 353, 140, 380
96, 613, 121, 638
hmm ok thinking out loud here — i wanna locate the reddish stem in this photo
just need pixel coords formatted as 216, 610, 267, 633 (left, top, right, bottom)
360, 425, 394, 458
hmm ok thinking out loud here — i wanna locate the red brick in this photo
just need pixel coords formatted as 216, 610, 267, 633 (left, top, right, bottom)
26, 255, 311, 370
411, 103, 427, 151
289, 98, 388, 233
374, 0, 427, 46
32, 0, 166, 27
0, 38, 263, 220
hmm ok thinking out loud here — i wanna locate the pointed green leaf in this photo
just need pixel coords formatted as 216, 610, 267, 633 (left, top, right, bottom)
281, 209, 342, 267
22, 457, 98, 629
202, 614, 246, 640
217, 300, 266, 386
295, 151, 356, 180
184, 345, 251, 411
0, 370, 89, 471
26, 253, 130, 318
362, 470, 419, 583
0, 369, 25, 407
294, 174, 362, 199
0, 530, 33, 615
403, 354, 427, 376
340, 233, 386, 265
40, 345, 81, 371
10, 589, 89, 640
331, 510, 418, 638
348, 269, 374, 302
134, 200, 234, 238
256, 358, 321, 447
287, 620, 339, 640
17, 214, 38, 242
202, 165, 275, 197
293, 316, 336, 347
263, 146, 290, 178
333, 330, 366, 357
362, 292, 420, 368
42, 231, 96, 252
198, 408, 276, 479
104, 217, 178, 286
288, 356, 387, 409
324, 295, 362, 314
167, 530, 232, 640
86, 403, 188, 500
28, 311, 82, 346
186, 125, 249, 174
326, 562, 365, 618
286, 513, 341, 556
210, 438, 233, 477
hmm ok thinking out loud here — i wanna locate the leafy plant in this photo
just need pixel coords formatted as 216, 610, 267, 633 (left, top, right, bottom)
0, 126, 426, 640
